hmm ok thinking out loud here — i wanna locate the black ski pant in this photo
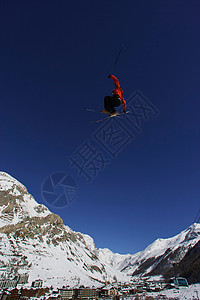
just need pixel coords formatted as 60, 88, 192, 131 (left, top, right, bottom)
104, 95, 121, 113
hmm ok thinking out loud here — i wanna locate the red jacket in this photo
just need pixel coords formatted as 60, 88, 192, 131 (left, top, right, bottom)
110, 75, 126, 111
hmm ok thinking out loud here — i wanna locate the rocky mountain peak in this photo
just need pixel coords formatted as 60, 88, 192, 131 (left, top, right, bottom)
0, 172, 50, 227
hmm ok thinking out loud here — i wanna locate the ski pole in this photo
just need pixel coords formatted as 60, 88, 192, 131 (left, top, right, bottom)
110, 44, 124, 74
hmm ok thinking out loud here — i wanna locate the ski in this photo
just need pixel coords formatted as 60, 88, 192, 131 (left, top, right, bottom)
90, 111, 129, 124
90, 114, 117, 123
85, 108, 129, 115
84, 108, 109, 114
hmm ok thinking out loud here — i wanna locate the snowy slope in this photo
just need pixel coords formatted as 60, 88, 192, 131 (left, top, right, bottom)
147, 284, 200, 300
98, 225, 200, 278
0, 172, 128, 288
0, 223, 127, 288
0, 171, 199, 288
98, 248, 131, 270
117, 223, 200, 276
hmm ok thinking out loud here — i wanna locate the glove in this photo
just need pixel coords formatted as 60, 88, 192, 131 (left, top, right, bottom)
108, 74, 111, 78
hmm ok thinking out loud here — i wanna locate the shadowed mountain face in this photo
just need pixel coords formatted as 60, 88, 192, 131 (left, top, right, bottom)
0, 172, 199, 287
164, 241, 200, 284
116, 224, 200, 282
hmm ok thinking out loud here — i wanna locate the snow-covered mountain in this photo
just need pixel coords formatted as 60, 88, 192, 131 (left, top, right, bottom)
97, 223, 200, 283
0, 171, 199, 287
116, 223, 200, 278
0, 172, 128, 288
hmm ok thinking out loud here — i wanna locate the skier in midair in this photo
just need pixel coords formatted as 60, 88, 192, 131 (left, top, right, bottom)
102, 74, 126, 115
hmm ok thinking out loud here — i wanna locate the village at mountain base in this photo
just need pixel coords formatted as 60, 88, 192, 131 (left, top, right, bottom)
1, 274, 199, 300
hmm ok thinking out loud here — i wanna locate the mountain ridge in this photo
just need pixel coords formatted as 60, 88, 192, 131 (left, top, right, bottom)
0, 171, 199, 287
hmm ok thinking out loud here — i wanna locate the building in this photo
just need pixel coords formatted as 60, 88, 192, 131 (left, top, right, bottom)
99, 288, 109, 298
100, 286, 118, 298
107, 288, 118, 297
1, 288, 20, 300
76, 288, 99, 299
0, 279, 18, 289
173, 277, 188, 288
165, 277, 189, 289
58, 288, 75, 299
20, 287, 49, 298
32, 279, 43, 288
15, 273, 29, 284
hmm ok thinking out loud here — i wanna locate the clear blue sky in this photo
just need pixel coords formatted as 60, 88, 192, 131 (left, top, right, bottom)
1, 0, 200, 254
